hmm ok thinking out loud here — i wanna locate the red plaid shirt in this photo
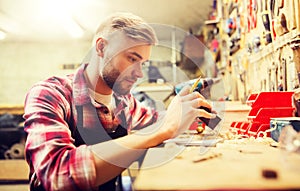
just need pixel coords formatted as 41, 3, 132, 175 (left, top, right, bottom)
24, 63, 158, 191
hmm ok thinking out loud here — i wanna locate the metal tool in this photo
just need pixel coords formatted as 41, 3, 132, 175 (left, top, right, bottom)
176, 77, 222, 130
175, 77, 221, 94
192, 152, 222, 163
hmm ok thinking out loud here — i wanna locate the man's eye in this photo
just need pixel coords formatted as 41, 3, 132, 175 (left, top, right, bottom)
128, 56, 137, 63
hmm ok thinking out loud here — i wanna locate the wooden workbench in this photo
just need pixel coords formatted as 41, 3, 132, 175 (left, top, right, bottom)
133, 101, 300, 191
0, 105, 24, 115
133, 142, 300, 190
0, 160, 29, 191
0, 105, 28, 190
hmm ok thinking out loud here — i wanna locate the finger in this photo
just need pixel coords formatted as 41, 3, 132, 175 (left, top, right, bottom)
190, 98, 212, 109
211, 109, 217, 114
177, 85, 191, 96
192, 91, 205, 100
198, 108, 217, 119
181, 91, 206, 102
181, 92, 200, 102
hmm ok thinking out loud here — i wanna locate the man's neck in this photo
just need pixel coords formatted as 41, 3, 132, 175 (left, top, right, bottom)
85, 60, 112, 95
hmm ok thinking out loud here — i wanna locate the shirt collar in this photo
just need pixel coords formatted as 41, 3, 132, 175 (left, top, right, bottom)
72, 63, 128, 108
73, 63, 91, 105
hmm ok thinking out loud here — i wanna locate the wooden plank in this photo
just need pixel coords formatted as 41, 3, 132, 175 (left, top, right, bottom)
0, 185, 28, 191
0, 105, 24, 115
134, 144, 300, 190
0, 160, 28, 181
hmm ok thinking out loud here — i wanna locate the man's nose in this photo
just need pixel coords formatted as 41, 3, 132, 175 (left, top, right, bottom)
132, 63, 144, 78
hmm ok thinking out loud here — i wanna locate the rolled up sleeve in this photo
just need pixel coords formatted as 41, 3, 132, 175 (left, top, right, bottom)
24, 82, 97, 191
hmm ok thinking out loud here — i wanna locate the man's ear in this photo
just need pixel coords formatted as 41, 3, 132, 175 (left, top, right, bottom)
95, 38, 106, 57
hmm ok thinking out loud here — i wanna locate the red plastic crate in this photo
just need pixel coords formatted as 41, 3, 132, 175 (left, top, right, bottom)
247, 122, 263, 137
239, 122, 251, 135
230, 121, 243, 134
248, 123, 269, 137
230, 92, 294, 137
247, 107, 294, 123
246, 92, 294, 107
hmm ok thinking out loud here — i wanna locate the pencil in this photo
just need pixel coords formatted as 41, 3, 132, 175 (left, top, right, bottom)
189, 76, 201, 93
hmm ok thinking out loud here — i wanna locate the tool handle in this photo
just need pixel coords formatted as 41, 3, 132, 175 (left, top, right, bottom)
198, 106, 221, 130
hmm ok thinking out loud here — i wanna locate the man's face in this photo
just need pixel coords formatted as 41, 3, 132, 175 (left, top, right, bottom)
102, 44, 151, 95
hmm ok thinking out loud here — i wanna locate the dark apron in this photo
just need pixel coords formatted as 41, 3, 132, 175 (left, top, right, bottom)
30, 104, 128, 191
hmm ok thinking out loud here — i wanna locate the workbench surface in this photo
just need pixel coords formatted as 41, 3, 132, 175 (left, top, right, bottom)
133, 141, 300, 190
133, 101, 300, 191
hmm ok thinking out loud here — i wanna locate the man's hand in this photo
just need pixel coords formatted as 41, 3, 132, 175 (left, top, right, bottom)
162, 86, 215, 139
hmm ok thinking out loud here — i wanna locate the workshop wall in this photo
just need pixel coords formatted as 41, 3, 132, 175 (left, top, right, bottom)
0, 41, 174, 105
201, 0, 300, 101
0, 41, 91, 105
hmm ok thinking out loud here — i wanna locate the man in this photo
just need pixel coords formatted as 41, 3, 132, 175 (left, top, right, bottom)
24, 12, 215, 191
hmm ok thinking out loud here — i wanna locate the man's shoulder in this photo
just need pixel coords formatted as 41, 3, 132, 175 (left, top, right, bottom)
35, 74, 74, 89
28, 74, 75, 101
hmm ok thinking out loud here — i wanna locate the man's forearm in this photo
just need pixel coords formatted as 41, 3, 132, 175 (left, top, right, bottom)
90, 122, 169, 186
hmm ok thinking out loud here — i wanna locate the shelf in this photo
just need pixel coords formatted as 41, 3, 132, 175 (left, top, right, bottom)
0, 160, 28, 181
204, 18, 220, 25
249, 31, 300, 63
0, 105, 24, 115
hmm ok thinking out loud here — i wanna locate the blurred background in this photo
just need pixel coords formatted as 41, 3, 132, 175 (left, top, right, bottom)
1, 0, 300, 190
0, 0, 219, 105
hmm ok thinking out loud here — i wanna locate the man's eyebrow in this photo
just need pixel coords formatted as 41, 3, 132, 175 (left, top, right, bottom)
128, 51, 143, 60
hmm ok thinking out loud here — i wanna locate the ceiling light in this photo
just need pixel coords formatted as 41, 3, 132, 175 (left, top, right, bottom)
38, 0, 84, 38
0, 12, 19, 33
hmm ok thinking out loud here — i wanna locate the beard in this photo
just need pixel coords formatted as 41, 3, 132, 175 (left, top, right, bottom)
102, 64, 132, 95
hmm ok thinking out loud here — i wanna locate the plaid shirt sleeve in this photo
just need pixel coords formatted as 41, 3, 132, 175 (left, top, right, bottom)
23, 78, 97, 191
126, 94, 158, 130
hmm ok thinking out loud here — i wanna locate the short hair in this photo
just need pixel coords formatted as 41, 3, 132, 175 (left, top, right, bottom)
93, 12, 157, 45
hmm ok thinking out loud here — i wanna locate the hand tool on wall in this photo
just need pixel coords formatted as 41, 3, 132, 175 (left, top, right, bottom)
262, 12, 272, 44
261, 0, 272, 44
247, 0, 258, 31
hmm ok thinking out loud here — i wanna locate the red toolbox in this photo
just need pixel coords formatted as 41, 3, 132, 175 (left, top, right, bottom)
230, 92, 294, 137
